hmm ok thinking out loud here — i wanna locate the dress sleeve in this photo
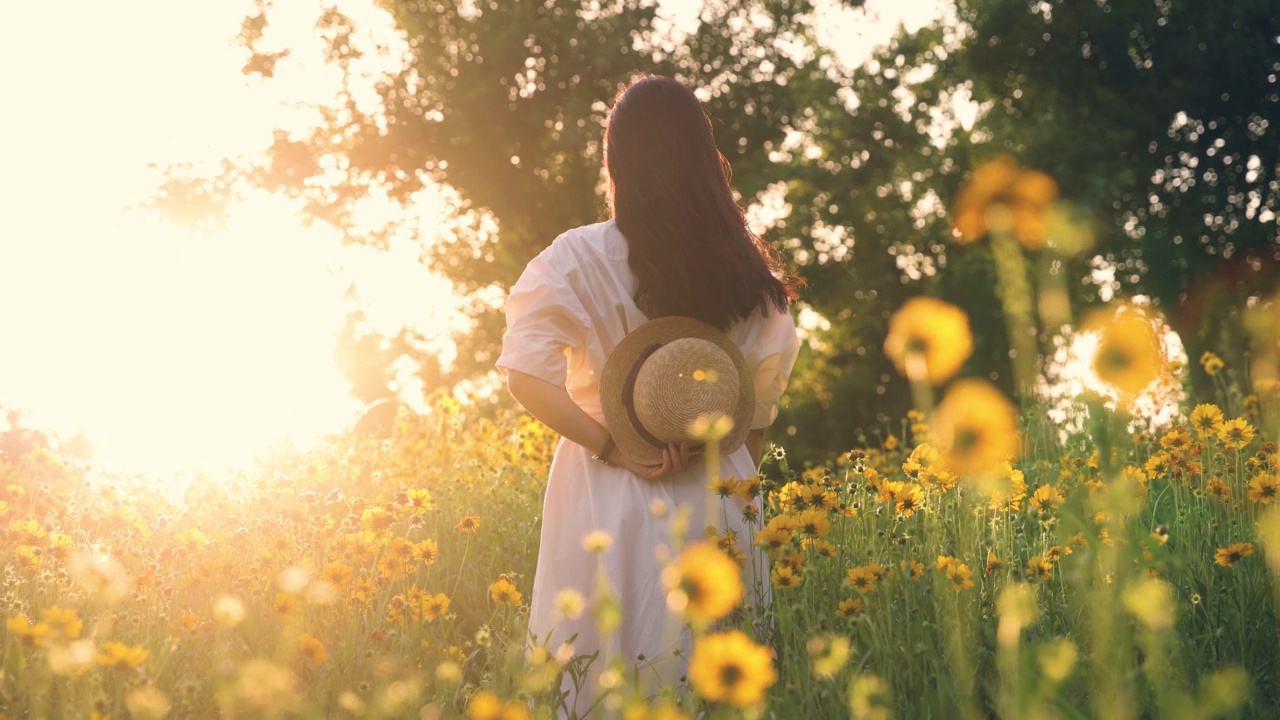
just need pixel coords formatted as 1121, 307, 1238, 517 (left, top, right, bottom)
748, 307, 801, 430
496, 248, 590, 388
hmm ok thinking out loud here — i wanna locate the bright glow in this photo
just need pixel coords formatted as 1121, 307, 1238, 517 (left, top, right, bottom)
0, 0, 456, 478
1039, 303, 1188, 441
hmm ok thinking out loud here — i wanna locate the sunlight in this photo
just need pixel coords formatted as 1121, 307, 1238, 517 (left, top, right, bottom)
0, 0, 451, 478
1038, 301, 1188, 440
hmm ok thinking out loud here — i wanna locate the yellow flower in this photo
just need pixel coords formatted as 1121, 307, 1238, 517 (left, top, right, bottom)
929, 379, 1021, 476
976, 461, 1028, 511
804, 538, 838, 558
1083, 303, 1167, 403
297, 633, 329, 665
796, 508, 831, 538
1122, 578, 1176, 630
985, 550, 1007, 575
1215, 542, 1254, 567
126, 686, 172, 720
420, 591, 450, 620
1218, 418, 1255, 451
1207, 478, 1232, 502
894, 483, 926, 517
664, 542, 743, 627
6, 615, 50, 647
1159, 426, 1192, 452
807, 633, 852, 679
1028, 485, 1065, 516
900, 560, 925, 580
467, 690, 530, 720
884, 296, 974, 385
403, 488, 433, 512
946, 562, 975, 591
96, 641, 148, 669
688, 630, 777, 709
581, 530, 612, 553
849, 674, 894, 720
1248, 474, 1279, 504
413, 539, 439, 565
361, 506, 394, 532
1190, 404, 1225, 438
843, 566, 879, 593
1200, 351, 1225, 376
41, 606, 83, 640
837, 597, 864, 618
320, 562, 353, 590
554, 589, 584, 620
951, 155, 1060, 248
488, 575, 523, 606
458, 514, 481, 533
8, 518, 46, 546
753, 523, 793, 551
1026, 556, 1054, 581
709, 476, 742, 499
771, 564, 803, 588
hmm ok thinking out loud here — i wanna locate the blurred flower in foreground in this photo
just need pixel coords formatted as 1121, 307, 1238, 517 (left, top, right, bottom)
1081, 303, 1169, 405
848, 674, 893, 720
884, 297, 973, 386
68, 552, 130, 604
1244, 292, 1279, 390
1038, 638, 1078, 683
807, 633, 852, 679
231, 659, 300, 715
96, 641, 148, 669
6, 615, 50, 647
951, 155, 1059, 249
688, 630, 777, 709
1122, 577, 1176, 630
126, 686, 171, 720
929, 379, 1021, 476
468, 690, 531, 720
663, 542, 743, 628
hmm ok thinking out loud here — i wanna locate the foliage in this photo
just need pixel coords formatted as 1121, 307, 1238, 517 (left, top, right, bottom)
151, 0, 1278, 460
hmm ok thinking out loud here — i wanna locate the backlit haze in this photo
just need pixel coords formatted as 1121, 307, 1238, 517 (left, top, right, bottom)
0, 0, 946, 478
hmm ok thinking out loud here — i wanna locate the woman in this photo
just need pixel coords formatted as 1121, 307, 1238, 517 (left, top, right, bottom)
497, 75, 800, 715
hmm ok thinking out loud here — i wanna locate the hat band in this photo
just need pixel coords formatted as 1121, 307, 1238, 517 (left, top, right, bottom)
621, 342, 706, 454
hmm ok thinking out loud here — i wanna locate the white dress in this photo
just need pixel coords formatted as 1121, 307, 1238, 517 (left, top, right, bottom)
497, 219, 800, 716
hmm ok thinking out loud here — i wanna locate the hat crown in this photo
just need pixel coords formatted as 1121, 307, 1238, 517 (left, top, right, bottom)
632, 338, 741, 444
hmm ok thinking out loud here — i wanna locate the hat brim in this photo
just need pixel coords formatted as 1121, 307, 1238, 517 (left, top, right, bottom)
600, 316, 754, 466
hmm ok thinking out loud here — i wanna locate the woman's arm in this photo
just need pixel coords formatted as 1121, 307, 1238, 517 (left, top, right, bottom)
505, 369, 692, 480
746, 428, 765, 469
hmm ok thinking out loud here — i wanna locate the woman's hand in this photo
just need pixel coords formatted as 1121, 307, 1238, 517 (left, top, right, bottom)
613, 442, 700, 481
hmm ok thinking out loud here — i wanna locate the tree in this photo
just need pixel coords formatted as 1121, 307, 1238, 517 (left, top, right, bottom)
155, 0, 1277, 463
188, 0, 865, 421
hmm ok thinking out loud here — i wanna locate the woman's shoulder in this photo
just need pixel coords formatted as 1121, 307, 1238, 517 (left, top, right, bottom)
543, 219, 627, 264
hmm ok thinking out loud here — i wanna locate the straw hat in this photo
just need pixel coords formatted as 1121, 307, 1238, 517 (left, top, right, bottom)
600, 316, 754, 465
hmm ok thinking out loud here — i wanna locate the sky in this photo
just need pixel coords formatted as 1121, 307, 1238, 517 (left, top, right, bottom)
0, 0, 946, 478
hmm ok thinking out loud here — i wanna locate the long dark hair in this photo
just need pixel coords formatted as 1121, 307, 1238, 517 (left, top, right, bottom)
604, 76, 797, 330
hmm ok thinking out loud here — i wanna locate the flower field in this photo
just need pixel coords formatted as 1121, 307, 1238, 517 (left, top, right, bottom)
4, 157, 1280, 719
2, 352, 1279, 718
